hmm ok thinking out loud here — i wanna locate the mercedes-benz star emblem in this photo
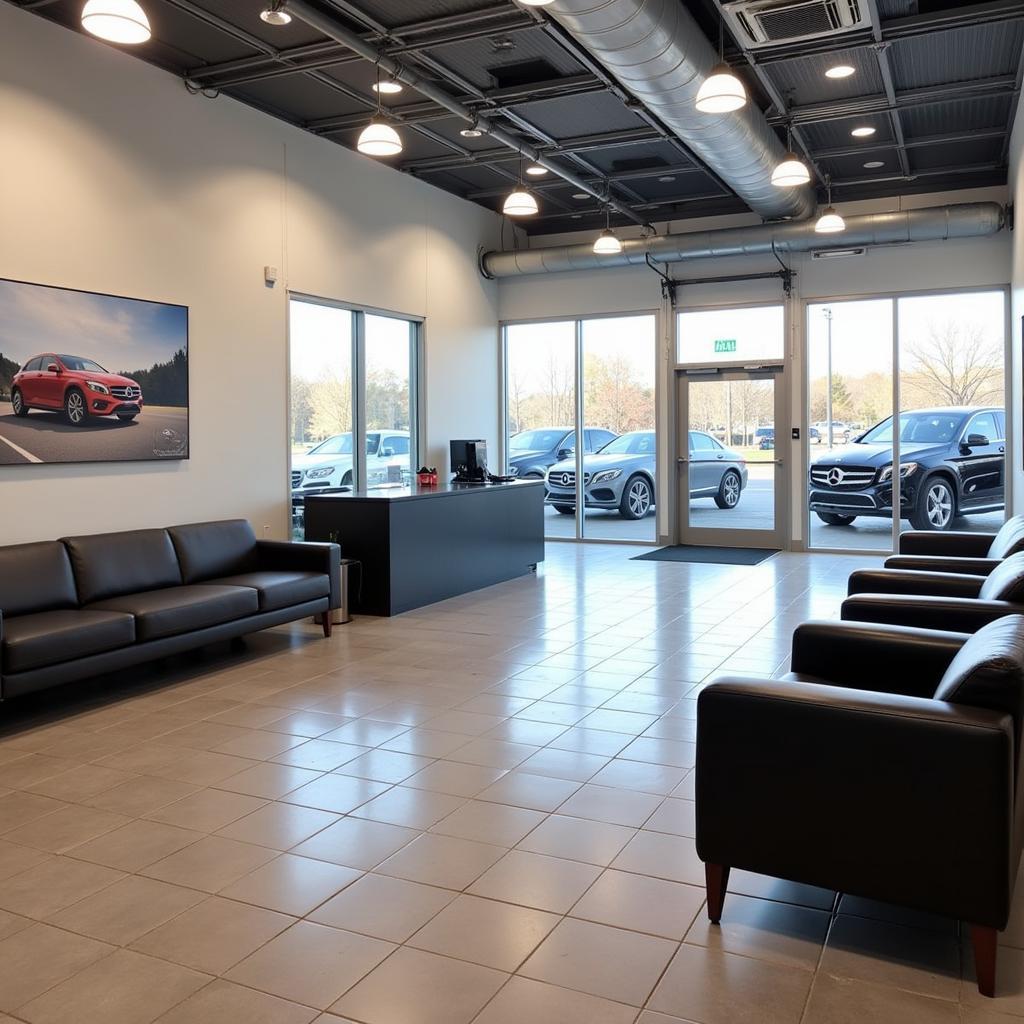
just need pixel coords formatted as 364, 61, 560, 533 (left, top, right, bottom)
560, 473, 571, 486
827, 468, 844, 486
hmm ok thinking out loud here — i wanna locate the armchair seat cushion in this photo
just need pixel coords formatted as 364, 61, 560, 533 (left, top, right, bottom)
207, 571, 328, 612
3, 610, 135, 673
90, 585, 258, 642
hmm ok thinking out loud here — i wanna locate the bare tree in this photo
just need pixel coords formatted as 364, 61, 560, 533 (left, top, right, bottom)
904, 321, 1004, 407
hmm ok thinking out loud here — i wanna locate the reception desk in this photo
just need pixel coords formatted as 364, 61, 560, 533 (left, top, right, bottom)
303, 480, 545, 616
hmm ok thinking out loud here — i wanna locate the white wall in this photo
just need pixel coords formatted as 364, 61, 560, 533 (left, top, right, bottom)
497, 187, 1012, 544
0, 3, 502, 545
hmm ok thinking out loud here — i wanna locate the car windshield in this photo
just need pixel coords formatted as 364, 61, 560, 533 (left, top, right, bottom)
859, 412, 965, 445
598, 432, 655, 455
309, 434, 354, 456
57, 355, 107, 373
510, 429, 565, 451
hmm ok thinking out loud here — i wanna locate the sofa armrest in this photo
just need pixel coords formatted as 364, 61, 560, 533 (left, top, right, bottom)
884, 555, 1002, 577
695, 677, 1014, 925
789, 621, 967, 698
847, 568, 984, 599
256, 540, 341, 609
842, 594, 1020, 633
898, 530, 994, 557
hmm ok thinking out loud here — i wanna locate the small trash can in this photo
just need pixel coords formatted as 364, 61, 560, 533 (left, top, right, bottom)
316, 558, 356, 626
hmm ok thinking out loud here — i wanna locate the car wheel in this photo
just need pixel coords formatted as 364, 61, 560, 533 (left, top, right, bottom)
816, 512, 857, 526
116, 414, 137, 423
11, 388, 28, 417
341, 471, 353, 486
714, 470, 742, 510
910, 477, 955, 531
64, 388, 88, 427
553, 504, 575, 515
619, 475, 653, 520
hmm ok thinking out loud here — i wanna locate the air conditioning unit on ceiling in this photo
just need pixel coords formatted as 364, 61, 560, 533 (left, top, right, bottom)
723, 0, 867, 47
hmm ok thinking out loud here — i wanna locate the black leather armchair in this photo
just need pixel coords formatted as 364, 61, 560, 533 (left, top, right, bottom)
695, 616, 1024, 997
884, 515, 1024, 576
842, 552, 1024, 632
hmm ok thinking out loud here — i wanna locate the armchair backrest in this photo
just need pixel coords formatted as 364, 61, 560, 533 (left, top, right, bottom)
167, 520, 257, 583
0, 541, 79, 616
990, 517, 1024, 561
980, 554, 1024, 602
61, 529, 182, 604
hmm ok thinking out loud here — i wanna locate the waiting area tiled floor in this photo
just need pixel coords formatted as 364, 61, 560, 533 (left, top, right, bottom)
0, 543, 1018, 1023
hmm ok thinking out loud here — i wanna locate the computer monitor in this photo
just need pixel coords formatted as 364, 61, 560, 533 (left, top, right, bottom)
450, 439, 487, 481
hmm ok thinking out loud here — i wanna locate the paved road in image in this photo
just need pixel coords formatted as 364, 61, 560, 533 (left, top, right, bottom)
0, 402, 188, 464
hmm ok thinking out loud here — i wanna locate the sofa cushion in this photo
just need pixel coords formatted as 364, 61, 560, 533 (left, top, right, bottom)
89, 585, 258, 642
2, 609, 135, 674
979, 554, 1024, 602
168, 521, 257, 584
989, 516, 1024, 560
209, 571, 329, 612
62, 529, 182, 605
0, 542, 78, 617
933, 616, 1024, 732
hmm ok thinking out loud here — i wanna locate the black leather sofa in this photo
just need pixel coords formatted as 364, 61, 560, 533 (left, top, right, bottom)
695, 615, 1024, 997
841, 552, 1024, 632
0, 520, 341, 699
884, 515, 1024, 576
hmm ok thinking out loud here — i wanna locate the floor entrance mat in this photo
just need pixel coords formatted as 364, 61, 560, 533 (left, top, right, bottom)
631, 545, 778, 565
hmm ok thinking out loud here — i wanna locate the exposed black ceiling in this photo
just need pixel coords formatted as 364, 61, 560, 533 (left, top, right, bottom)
11, 0, 1024, 235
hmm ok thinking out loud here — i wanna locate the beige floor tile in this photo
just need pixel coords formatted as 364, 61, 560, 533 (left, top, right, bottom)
557, 783, 662, 827
146, 789, 267, 832
48, 875, 204, 944
619, 736, 696, 768
350, 786, 466, 829
1, 755, 78, 791
27, 765, 135, 803
518, 748, 609, 783
140, 835, 278, 893
85, 777, 201, 818
152, 979, 318, 1024
468, 850, 602, 913
273, 740, 370, 772
686, 892, 830, 970
380, 728, 474, 758
0, 911, 32, 943
213, 763, 323, 799
430, 800, 544, 847
472, 976, 638, 1024
17, 948, 209, 1024
572, 868, 705, 940
520, 917, 676, 1006
962, 940, 1024, 1012
422, 710, 508, 737
211, 730, 308, 760
0, 792, 67, 833
334, 750, 434, 784
476, 772, 581, 812
291, 817, 420, 869
225, 921, 393, 1009
219, 854, 360, 915
68, 820, 203, 872
0, 840, 52, 882
4, 804, 129, 854
329, 946, 507, 1024
516, 815, 635, 866
131, 896, 295, 974
404, 762, 506, 798
215, 803, 339, 850
588, 759, 688, 795
0, 923, 112, 1011
309, 873, 453, 942
447, 738, 540, 770
610, 831, 704, 885
802, 974, 959, 1023
375, 833, 504, 890
549, 726, 632, 757
148, 750, 259, 787
727, 869, 835, 911
281, 774, 390, 814
0, 857, 124, 919
641, 798, 696, 837
409, 894, 558, 971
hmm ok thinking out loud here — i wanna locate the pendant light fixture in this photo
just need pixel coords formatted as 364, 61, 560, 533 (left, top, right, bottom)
502, 156, 538, 217
81, 0, 151, 43
260, 3, 290, 25
695, 18, 746, 113
593, 204, 622, 255
770, 124, 810, 187
517, 0, 554, 6
358, 65, 403, 157
373, 78, 403, 95
815, 176, 845, 234
525, 163, 549, 177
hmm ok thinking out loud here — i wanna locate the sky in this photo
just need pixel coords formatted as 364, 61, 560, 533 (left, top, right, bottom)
0, 278, 187, 373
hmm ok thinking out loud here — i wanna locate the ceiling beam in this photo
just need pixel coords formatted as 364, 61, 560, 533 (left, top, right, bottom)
864, 0, 911, 178
815, 126, 1007, 160
464, 162, 707, 200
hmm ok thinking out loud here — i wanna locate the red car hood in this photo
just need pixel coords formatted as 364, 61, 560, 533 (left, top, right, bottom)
68, 370, 140, 388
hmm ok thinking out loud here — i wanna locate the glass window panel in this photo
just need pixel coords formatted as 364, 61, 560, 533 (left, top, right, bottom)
677, 305, 784, 365
365, 313, 416, 488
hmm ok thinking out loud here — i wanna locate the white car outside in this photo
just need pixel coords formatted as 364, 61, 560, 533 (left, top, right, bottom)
292, 430, 411, 496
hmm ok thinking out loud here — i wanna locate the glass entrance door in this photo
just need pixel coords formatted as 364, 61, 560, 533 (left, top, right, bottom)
677, 368, 785, 548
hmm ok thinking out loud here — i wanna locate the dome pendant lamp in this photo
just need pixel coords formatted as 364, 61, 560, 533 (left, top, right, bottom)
593, 203, 622, 255
503, 157, 538, 217
695, 18, 746, 114
815, 176, 846, 234
771, 124, 810, 188
81, 0, 151, 44
358, 64, 403, 157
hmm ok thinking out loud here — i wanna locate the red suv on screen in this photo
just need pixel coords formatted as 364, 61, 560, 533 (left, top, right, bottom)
11, 353, 143, 426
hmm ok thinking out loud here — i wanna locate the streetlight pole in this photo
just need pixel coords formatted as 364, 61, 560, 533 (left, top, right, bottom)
823, 307, 833, 451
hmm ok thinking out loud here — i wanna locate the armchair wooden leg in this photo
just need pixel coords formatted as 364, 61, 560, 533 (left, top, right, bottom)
970, 924, 997, 997
322, 615, 332, 638
705, 863, 730, 924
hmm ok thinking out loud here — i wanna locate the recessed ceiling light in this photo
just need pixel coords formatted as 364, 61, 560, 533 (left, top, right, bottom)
864, 160, 885, 169
525, 164, 548, 176
373, 79, 403, 94
460, 128, 483, 138
572, 192, 590, 199
825, 65, 855, 79
571, 214, 582, 219
658, 175, 676, 183
851, 126, 876, 137
260, 7, 291, 25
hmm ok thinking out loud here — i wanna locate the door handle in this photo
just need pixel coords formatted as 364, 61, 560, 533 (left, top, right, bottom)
676, 457, 689, 464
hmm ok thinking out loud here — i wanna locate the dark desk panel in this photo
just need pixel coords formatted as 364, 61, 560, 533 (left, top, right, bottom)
304, 481, 544, 615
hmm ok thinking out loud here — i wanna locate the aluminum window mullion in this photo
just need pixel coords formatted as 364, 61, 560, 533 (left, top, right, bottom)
574, 318, 584, 541
891, 298, 900, 554
353, 310, 367, 491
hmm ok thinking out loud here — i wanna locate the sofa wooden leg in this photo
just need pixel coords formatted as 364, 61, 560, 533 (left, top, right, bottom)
322, 615, 332, 638
705, 863, 730, 924
970, 924, 997, 997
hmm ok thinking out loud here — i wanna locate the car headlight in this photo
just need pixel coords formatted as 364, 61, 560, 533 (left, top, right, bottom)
591, 469, 622, 483
305, 467, 335, 480
86, 381, 110, 395
877, 462, 918, 483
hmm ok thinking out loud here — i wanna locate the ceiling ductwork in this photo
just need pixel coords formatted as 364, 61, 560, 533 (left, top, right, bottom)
480, 201, 1005, 277
540, 0, 817, 221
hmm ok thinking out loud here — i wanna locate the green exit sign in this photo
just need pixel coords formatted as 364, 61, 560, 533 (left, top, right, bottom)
714, 339, 737, 353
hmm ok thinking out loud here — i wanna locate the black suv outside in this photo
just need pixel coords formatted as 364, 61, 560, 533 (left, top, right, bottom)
508, 426, 618, 479
808, 406, 1005, 531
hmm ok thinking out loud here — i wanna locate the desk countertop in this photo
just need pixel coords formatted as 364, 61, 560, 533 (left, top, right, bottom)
302, 479, 544, 503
